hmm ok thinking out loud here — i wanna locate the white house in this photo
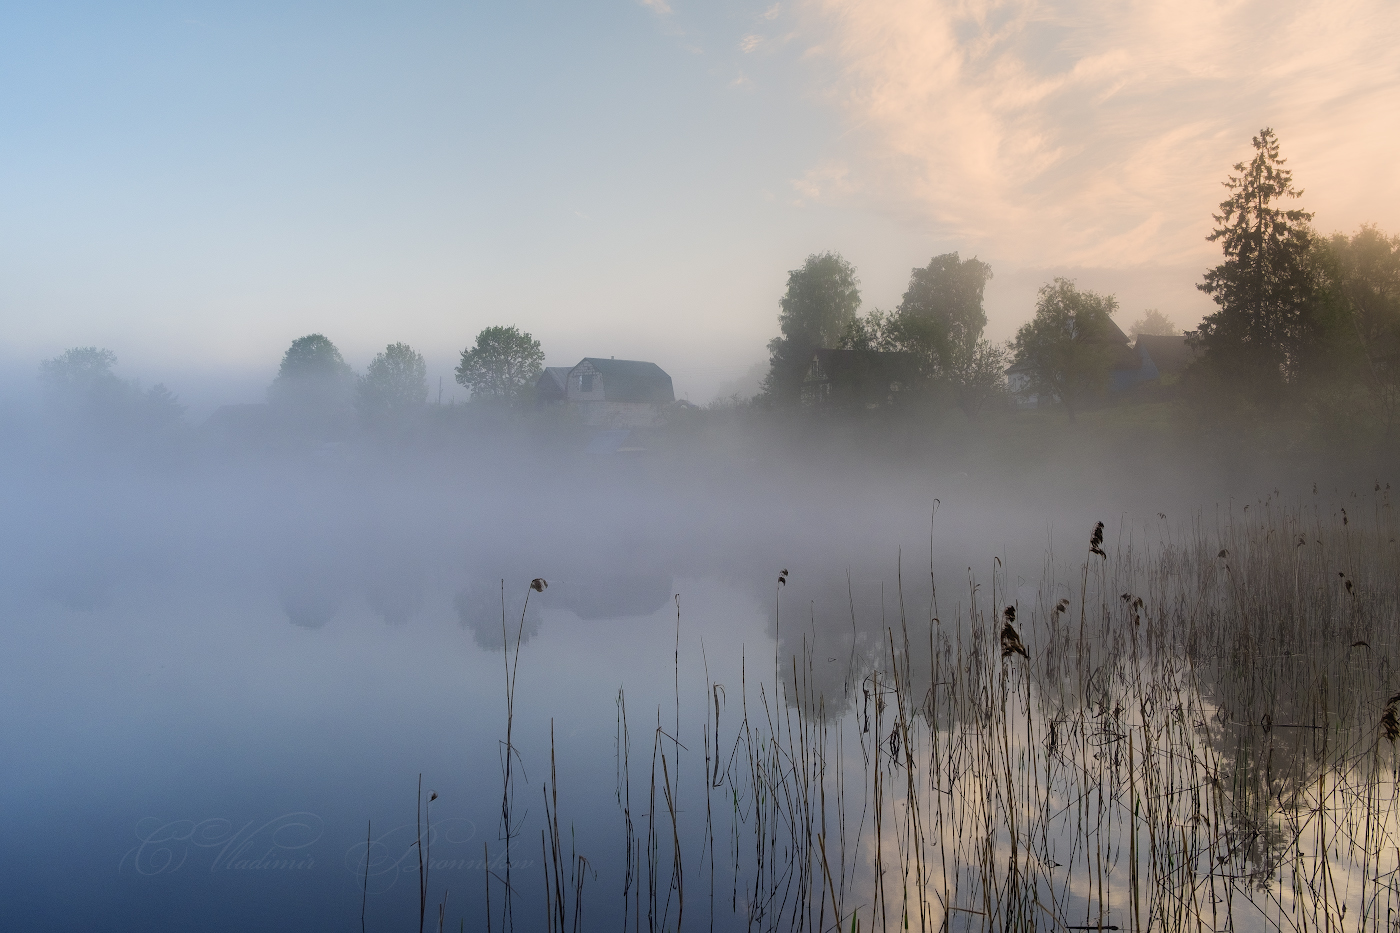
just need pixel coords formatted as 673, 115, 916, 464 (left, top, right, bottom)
560, 357, 675, 427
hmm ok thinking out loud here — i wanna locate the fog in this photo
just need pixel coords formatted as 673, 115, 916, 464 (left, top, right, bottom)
0, 353, 1393, 932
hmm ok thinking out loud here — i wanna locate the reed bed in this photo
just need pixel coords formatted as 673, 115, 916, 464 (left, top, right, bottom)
471, 490, 1400, 932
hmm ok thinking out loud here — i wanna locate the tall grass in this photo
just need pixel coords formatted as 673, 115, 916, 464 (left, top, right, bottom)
459, 488, 1400, 931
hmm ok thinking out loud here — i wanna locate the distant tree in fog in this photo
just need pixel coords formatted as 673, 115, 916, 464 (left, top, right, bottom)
356, 342, 428, 423
890, 253, 993, 379
39, 347, 184, 433
1316, 224, 1400, 434
1129, 309, 1178, 338
268, 334, 355, 409
763, 252, 861, 404
1012, 279, 1121, 421
454, 325, 544, 402
1194, 128, 1316, 394
40, 347, 120, 394
833, 254, 1002, 417
838, 308, 896, 353
948, 339, 1010, 419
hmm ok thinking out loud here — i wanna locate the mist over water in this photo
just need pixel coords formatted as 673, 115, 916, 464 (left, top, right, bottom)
1, 363, 1392, 932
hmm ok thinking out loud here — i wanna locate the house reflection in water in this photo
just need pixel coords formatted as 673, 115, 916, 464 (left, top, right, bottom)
550, 571, 674, 621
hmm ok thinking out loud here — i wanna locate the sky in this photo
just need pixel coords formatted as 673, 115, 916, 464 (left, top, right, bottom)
2, 0, 1398, 410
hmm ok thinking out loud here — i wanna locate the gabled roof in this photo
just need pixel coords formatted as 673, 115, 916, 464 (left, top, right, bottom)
1133, 334, 1195, 376
1102, 316, 1131, 345
575, 358, 675, 404
536, 367, 572, 399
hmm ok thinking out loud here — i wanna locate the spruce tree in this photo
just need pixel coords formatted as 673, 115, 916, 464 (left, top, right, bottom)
1195, 128, 1315, 389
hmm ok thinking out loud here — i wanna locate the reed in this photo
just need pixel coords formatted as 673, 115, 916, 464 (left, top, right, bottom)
396, 488, 1400, 931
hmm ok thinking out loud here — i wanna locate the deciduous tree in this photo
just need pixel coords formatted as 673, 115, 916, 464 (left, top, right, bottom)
1129, 309, 1177, 338
1318, 224, 1400, 433
764, 252, 861, 404
890, 252, 993, 379
269, 334, 355, 408
1012, 278, 1120, 421
454, 326, 544, 402
356, 342, 428, 423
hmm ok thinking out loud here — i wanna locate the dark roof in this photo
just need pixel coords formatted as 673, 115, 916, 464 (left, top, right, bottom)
1133, 334, 1195, 376
809, 348, 918, 379
536, 367, 571, 400
1102, 316, 1130, 345
203, 403, 270, 431
577, 358, 675, 404
1109, 342, 1143, 372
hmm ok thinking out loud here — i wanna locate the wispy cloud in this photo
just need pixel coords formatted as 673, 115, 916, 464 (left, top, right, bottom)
786, 0, 1400, 266
638, 0, 673, 15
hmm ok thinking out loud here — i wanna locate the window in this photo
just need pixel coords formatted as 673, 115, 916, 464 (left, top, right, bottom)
580, 374, 594, 393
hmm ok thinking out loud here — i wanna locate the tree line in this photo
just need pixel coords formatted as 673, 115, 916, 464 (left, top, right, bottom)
761, 128, 1400, 438
31, 128, 1399, 448
35, 324, 550, 436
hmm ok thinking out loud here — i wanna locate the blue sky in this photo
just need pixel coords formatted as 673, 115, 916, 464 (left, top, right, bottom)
3, 0, 1398, 407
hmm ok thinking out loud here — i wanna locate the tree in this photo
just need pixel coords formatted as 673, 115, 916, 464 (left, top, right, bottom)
1318, 224, 1400, 433
1195, 128, 1316, 390
39, 347, 121, 395
1012, 278, 1121, 421
356, 342, 428, 423
946, 338, 1010, 419
1129, 309, 1178, 338
269, 334, 354, 408
838, 308, 896, 353
889, 252, 993, 379
763, 252, 861, 404
39, 346, 184, 434
454, 325, 544, 402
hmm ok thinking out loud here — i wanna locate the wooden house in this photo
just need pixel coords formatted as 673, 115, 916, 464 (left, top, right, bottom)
563, 358, 675, 427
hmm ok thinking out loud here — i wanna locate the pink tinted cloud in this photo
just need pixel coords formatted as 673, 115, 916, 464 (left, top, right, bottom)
787, 0, 1400, 266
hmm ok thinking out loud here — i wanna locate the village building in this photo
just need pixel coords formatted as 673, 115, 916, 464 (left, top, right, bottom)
534, 367, 573, 404
1131, 334, 1195, 383
1006, 316, 1201, 408
804, 348, 918, 408
542, 357, 675, 427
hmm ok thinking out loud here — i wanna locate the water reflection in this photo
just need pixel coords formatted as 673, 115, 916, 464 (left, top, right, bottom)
363, 559, 425, 627
274, 560, 347, 629
454, 580, 542, 649
550, 571, 673, 621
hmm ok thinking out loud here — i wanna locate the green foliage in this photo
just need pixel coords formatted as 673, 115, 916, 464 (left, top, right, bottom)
1314, 225, 1400, 435
764, 252, 861, 404
269, 334, 354, 408
1012, 278, 1121, 421
889, 252, 993, 379
838, 309, 896, 353
1195, 128, 1316, 392
948, 339, 1011, 419
38, 346, 184, 435
830, 254, 1001, 417
1129, 309, 1177, 338
454, 325, 544, 402
39, 347, 120, 394
356, 342, 428, 423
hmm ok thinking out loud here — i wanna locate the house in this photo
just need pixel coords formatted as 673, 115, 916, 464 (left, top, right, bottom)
1103, 318, 1151, 392
1005, 359, 1041, 408
563, 357, 675, 427
1131, 334, 1195, 382
535, 367, 573, 404
1006, 316, 1142, 407
804, 348, 918, 408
